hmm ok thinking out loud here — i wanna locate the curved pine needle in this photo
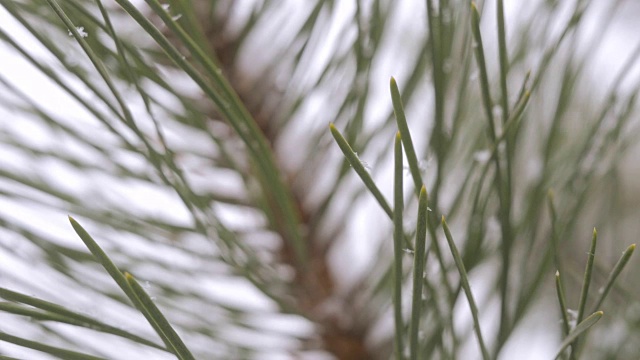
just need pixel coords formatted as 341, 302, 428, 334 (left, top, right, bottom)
68, 216, 193, 358
0, 289, 166, 351
390, 77, 423, 194
441, 216, 490, 360
0, 331, 107, 360
329, 123, 392, 218
113, 0, 306, 262
125, 273, 196, 360
554, 311, 603, 360
591, 244, 636, 312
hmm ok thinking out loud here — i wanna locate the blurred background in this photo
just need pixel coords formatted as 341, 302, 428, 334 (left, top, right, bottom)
0, 0, 639, 359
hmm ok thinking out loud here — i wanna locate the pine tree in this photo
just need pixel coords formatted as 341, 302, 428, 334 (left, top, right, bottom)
0, 1, 638, 359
